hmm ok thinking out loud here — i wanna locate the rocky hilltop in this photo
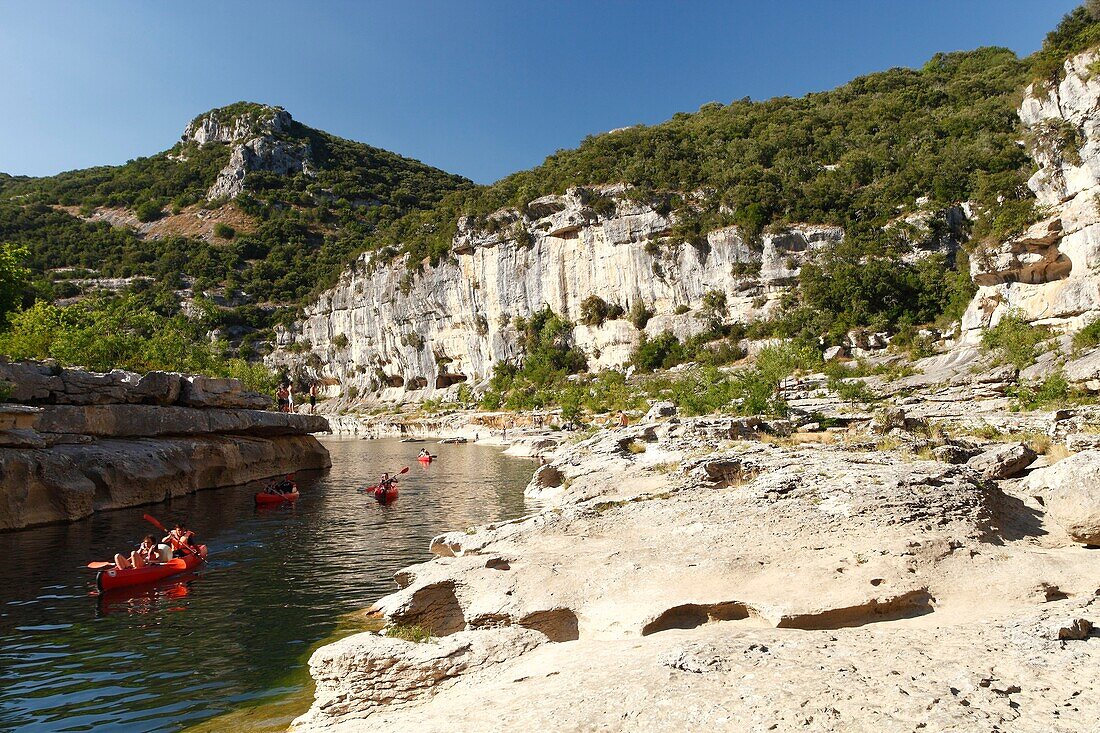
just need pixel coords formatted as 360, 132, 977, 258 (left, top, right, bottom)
0, 359, 331, 531
181, 103, 315, 200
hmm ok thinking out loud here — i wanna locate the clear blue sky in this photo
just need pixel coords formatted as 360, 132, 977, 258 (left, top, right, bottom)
0, 0, 1083, 184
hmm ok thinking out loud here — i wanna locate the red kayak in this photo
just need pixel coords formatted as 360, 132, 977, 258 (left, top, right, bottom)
364, 484, 399, 501
255, 489, 300, 504
417, 455, 432, 464
96, 545, 208, 592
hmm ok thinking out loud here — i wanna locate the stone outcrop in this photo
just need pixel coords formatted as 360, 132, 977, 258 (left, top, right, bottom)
963, 49, 1100, 337
966, 441, 1037, 480
1027, 449, 1100, 545
0, 360, 330, 530
306, 627, 545, 725
182, 104, 313, 200
293, 415, 1100, 732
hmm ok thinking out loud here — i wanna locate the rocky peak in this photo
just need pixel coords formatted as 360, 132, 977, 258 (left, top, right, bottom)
182, 102, 292, 146
181, 102, 313, 200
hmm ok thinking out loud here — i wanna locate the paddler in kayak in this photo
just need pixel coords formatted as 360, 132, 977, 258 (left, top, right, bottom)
162, 523, 198, 558
418, 448, 431, 460
113, 535, 159, 570
264, 474, 296, 495
377, 471, 398, 495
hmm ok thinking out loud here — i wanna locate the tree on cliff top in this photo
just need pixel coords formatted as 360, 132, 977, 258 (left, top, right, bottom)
0, 243, 29, 327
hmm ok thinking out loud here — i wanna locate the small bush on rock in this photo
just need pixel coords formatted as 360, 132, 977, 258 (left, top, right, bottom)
981, 313, 1050, 370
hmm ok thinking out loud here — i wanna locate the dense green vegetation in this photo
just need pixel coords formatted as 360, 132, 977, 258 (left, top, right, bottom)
0, 295, 278, 392
478, 304, 823, 419
0, 242, 29, 326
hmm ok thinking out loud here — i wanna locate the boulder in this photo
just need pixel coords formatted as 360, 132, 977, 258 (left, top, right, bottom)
966, 442, 1038, 480
1027, 449, 1100, 545
932, 444, 978, 465
0, 359, 63, 402
298, 627, 544, 726
644, 401, 677, 421
179, 375, 272, 409
1066, 433, 1100, 452
58, 368, 141, 405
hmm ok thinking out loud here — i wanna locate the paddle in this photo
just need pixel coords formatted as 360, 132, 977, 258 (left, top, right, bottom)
86, 561, 115, 570
357, 466, 409, 493
143, 513, 206, 564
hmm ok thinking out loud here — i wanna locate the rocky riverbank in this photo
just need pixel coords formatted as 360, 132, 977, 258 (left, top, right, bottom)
0, 360, 331, 531
291, 388, 1100, 732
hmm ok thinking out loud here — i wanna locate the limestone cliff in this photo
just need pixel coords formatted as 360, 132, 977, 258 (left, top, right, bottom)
273, 182, 969, 403
964, 49, 1100, 337
0, 360, 331, 531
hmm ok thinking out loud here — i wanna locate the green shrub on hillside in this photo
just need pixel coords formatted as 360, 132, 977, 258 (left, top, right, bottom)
980, 312, 1051, 370
1073, 316, 1100, 350
579, 295, 611, 326
213, 222, 236, 239
631, 332, 688, 372
1010, 371, 1077, 410
628, 300, 653, 329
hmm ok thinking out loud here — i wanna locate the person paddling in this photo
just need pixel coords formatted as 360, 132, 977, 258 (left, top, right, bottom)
162, 523, 197, 558
266, 474, 296, 494
377, 471, 397, 496
418, 448, 431, 459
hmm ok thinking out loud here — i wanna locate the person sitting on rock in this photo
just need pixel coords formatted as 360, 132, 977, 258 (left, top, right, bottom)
114, 535, 158, 570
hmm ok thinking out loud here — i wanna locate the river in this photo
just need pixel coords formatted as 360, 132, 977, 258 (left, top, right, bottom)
0, 438, 535, 732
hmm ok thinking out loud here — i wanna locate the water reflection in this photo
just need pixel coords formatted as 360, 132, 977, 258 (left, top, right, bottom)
0, 438, 533, 732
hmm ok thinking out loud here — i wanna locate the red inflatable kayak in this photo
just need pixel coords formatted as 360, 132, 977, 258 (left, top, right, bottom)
255, 489, 300, 504
364, 484, 399, 501
96, 545, 208, 592
417, 455, 432, 464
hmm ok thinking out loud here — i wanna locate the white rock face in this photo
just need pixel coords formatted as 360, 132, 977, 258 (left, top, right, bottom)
298, 627, 545, 727
182, 104, 313, 199
1027, 448, 1100, 545
182, 105, 292, 145
963, 50, 1100, 339
274, 185, 848, 403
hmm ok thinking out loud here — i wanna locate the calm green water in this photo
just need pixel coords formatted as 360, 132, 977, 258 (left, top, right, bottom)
0, 438, 534, 732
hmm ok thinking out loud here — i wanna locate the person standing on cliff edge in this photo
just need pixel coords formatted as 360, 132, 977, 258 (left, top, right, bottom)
309, 383, 319, 414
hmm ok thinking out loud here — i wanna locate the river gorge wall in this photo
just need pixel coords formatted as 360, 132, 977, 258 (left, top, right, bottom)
0, 359, 331, 531
274, 49, 1100, 404
274, 189, 963, 404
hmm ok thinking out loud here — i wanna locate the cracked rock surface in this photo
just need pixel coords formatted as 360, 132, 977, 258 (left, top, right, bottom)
293, 417, 1100, 732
